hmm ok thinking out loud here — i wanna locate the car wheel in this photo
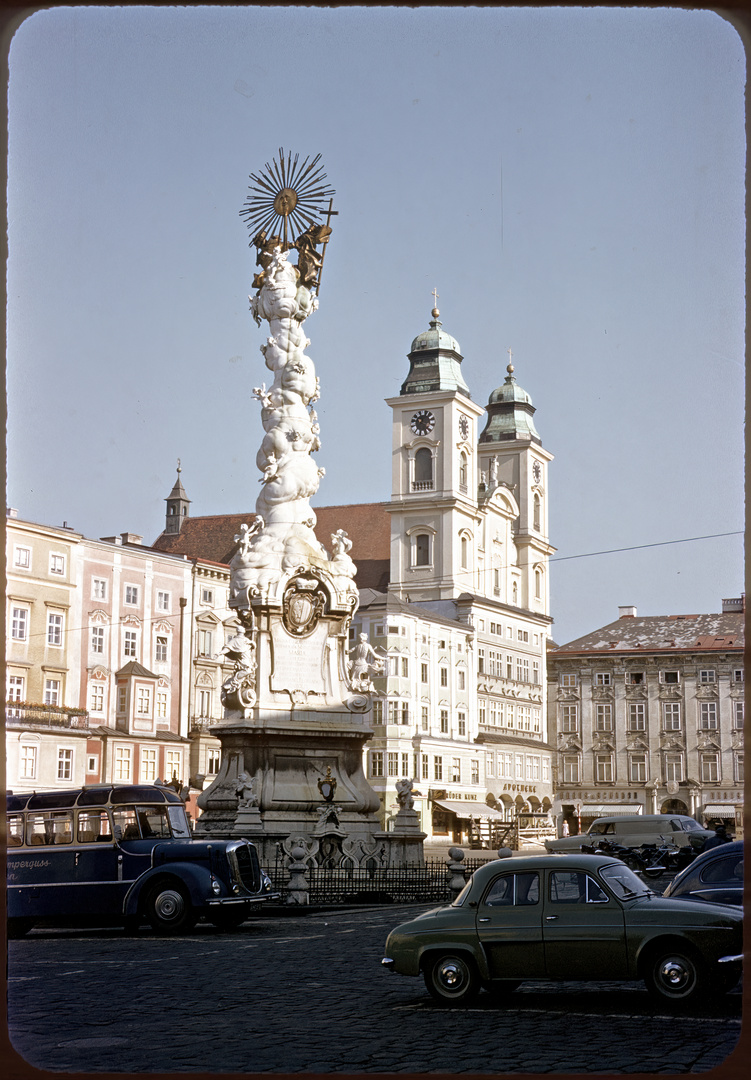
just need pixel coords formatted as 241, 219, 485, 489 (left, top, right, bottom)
209, 908, 249, 931
424, 953, 480, 1005
145, 882, 196, 934
644, 947, 704, 1004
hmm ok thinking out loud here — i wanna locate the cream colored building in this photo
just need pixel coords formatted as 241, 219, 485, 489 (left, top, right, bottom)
548, 601, 745, 836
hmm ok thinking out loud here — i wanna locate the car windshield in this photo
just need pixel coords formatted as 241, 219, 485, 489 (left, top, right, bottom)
681, 819, 702, 831
599, 862, 653, 899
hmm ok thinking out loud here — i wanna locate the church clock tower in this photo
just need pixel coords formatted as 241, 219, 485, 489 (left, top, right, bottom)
385, 301, 485, 604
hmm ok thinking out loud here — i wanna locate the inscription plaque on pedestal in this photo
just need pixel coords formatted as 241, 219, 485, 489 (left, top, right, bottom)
270, 621, 328, 696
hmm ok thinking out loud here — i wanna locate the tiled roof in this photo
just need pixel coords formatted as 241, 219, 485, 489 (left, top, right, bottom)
89, 725, 190, 743
115, 661, 160, 679
552, 613, 744, 655
152, 503, 391, 589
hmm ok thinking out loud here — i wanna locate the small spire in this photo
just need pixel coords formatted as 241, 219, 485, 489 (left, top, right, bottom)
176, 457, 181, 475
431, 287, 439, 319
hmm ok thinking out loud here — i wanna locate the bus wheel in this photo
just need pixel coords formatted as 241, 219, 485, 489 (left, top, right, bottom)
145, 883, 196, 934
8, 918, 34, 939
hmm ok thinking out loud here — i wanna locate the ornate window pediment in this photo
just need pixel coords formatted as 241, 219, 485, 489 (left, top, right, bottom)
195, 671, 214, 688
90, 667, 108, 681
153, 619, 172, 635
697, 732, 721, 752
592, 685, 614, 701
626, 733, 650, 752
659, 733, 685, 752
90, 609, 108, 625
196, 611, 221, 626
122, 614, 141, 628
593, 735, 616, 752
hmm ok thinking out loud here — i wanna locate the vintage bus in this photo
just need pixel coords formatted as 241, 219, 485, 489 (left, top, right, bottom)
7, 784, 278, 936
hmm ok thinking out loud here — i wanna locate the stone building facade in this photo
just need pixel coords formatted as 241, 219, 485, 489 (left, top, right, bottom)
548, 602, 745, 836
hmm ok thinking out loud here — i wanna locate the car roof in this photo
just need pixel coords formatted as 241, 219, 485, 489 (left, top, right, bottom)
469, 853, 623, 881
689, 840, 744, 865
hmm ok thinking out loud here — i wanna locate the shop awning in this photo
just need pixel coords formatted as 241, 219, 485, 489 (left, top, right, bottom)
579, 805, 643, 816
433, 799, 507, 820
703, 805, 738, 817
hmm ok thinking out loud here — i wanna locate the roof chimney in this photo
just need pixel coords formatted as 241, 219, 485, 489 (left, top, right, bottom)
121, 533, 143, 546
619, 606, 637, 618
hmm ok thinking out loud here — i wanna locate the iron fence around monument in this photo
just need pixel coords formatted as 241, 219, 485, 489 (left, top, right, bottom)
261, 856, 488, 905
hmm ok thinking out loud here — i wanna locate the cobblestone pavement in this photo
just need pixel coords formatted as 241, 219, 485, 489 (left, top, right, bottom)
7, 904, 743, 1076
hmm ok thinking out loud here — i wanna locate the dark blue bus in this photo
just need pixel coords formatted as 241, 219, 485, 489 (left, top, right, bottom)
7, 784, 278, 935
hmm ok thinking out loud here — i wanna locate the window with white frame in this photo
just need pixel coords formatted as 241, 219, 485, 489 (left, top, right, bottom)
136, 687, 152, 716
10, 606, 29, 641
664, 752, 683, 783
115, 746, 132, 781
201, 587, 214, 605
14, 546, 31, 569
8, 674, 25, 704
517, 629, 529, 643
124, 630, 138, 658
733, 700, 744, 729
413, 447, 433, 490
542, 757, 550, 782
450, 758, 460, 783
156, 691, 168, 720
20, 743, 37, 779
44, 679, 60, 706
387, 701, 398, 723
401, 657, 409, 678
500, 752, 513, 779
595, 753, 614, 782
421, 662, 428, 683
93, 578, 108, 600
460, 533, 468, 567
525, 757, 533, 781
165, 750, 182, 781
662, 702, 681, 730
594, 672, 612, 686
457, 712, 466, 736
124, 585, 139, 606
563, 755, 580, 784
421, 706, 429, 731
57, 748, 73, 781
198, 689, 212, 717
421, 753, 429, 780
560, 705, 578, 733
560, 673, 578, 688
699, 702, 718, 730
595, 703, 613, 731
89, 683, 105, 714
628, 703, 646, 731
516, 658, 529, 682
196, 629, 213, 657
141, 748, 157, 782
629, 753, 648, 783
207, 749, 221, 775
471, 759, 479, 784
457, 670, 465, 690
486, 752, 495, 778
87, 755, 98, 773
385, 752, 397, 777
532, 661, 540, 685
400, 703, 410, 725
90, 626, 104, 654
440, 667, 448, 687
478, 700, 486, 725
155, 636, 168, 663
626, 671, 644, 685
440, 709, 449, 733
413, 532, 431, 567
370, 751, 384, 777
433, 756, 443, 781
534, 568, 542, 598
732, 668, 744, 684
117, 686, 127, 713
734, 752, 744, 784
700, 752, 719, 783
372, 700, 383, 724
49, 553, 66, 576
47, 611, 64, 646
698, 669, 716, 684
157, 591, 170, 612
515, 754, 524, 779
660, 670, 680, 684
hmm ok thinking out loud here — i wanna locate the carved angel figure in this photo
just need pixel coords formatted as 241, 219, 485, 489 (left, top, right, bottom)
348, 633, 386, 691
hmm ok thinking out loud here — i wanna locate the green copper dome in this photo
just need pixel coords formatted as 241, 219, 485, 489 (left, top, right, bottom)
479, 364, 541, 444
401, 307, 470, 397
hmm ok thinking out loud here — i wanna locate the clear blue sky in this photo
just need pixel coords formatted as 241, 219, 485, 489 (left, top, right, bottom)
6, 6, 746, 644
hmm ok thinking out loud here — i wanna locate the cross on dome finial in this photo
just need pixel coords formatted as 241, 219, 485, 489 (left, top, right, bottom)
177, 458, 181, 474
431, 287, 440, 318
507, 347, 514, 375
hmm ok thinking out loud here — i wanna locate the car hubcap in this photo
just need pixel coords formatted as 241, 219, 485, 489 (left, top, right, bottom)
438, 961, 465, 991
155, 890, 184, 921
660, 959, 691, 991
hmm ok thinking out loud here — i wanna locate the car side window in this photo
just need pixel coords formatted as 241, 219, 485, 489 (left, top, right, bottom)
549, 871, 609, 904
484, 872, 539, 907
701, 856, 743, 884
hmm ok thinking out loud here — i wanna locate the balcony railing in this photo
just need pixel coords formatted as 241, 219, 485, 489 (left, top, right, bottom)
6, 703, 90, 730
411, 480, 433, 491
189, 715, 220, 733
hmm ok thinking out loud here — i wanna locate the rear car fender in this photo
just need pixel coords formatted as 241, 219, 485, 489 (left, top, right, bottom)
123, 862, 215, 916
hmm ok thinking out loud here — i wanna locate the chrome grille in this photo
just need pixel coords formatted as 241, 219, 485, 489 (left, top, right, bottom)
227, 841, 260, 893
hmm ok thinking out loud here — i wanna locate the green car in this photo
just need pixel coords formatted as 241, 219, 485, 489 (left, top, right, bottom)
382, 854, 742, 1006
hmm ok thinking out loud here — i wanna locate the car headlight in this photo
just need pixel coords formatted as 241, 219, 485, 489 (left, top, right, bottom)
211, 877, 222, 895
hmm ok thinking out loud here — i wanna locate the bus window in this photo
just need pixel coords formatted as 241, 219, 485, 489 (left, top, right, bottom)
135, 806, 171, 839
112, 807, 139, 839
167, 805, 191, 839
27, 811, 73, 846
77, 809, 112, 843
8, 814, 24, 846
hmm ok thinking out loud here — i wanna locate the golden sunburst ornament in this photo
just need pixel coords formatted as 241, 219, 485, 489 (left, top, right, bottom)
240, 148, 336, 247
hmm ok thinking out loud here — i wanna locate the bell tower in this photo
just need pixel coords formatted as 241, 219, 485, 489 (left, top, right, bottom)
164, 460, 191, 535
385, 298, 485, 603
478, 354, 554, 616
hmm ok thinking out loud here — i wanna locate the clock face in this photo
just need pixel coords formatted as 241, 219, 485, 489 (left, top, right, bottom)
532, 461, 542, 484
459, 415, 470, 440
410, 409, 435, 436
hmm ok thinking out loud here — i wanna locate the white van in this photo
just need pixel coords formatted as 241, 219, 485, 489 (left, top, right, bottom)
545, 814, 713, 853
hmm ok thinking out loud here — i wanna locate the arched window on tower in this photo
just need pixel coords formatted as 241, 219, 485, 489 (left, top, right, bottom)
459, 452, 468, 492
415, 533, 431, 567
461, 534, 469, 569
535, 568, 542, 600
512, 581, 518, 605
413, 448, 433, 491
533, 493, 541, 532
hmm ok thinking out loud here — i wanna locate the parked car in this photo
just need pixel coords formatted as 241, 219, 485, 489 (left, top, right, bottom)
7, 784, 279, 936
662, 841, 744, 907
545, 814, 713, 854
382, 854, 742, 1007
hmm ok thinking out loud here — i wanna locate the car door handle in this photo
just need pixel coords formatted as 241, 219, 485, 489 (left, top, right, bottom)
478, 917, 490, 923
546, 915, 558, 921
